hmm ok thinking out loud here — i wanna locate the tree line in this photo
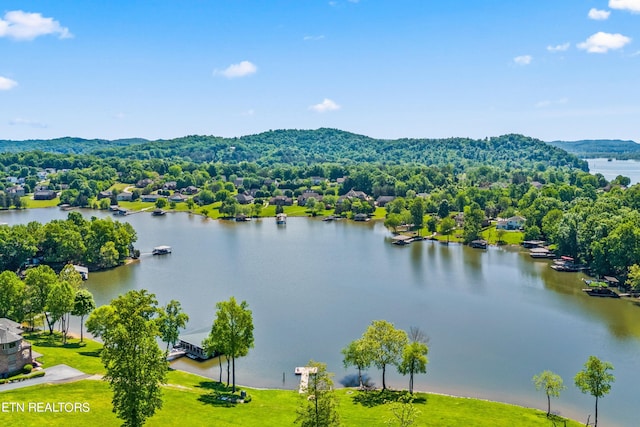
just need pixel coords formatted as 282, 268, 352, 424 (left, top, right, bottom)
0, 212, 137, 272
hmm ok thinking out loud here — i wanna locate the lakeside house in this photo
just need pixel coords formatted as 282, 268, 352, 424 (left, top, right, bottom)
496, 215, 526, 231
33, 190, 57, 200
0, 318, 35, 377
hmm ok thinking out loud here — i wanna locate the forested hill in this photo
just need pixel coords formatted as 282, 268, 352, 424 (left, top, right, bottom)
91, 129, 586, 171
0, 137, 148, 154
548, 139, 640, 159
1, 129, 586, 171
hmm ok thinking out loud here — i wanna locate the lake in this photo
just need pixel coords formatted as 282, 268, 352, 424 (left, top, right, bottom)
587, 158, 640, 185
2, 208, 639, 426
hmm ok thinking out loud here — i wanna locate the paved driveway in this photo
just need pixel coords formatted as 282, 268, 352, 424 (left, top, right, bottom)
0, 364, 87, 392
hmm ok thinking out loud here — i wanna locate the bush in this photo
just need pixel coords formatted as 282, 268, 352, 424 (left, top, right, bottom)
23, 364, 33, 374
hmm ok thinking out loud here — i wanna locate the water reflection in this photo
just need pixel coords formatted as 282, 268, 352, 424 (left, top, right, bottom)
2, 209, 640, 426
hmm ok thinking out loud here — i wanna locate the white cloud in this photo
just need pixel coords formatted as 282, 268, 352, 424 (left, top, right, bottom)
309, 98, 341, 113
547, 42, 570, 52
535, 98, 569, 108
0, 76, 18, 90
578, 32, 632, 53
241, 109, 255, 116
609, 0, 640, 13
303, 35, 325, 41
214, 61, 257, 78
9, 118, 47, 128
588, 8, 611, 20
513, 55, 532, 65
0, 10, 72, 41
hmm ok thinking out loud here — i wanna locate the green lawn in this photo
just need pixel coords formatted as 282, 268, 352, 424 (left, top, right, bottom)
0, 333, 582, 427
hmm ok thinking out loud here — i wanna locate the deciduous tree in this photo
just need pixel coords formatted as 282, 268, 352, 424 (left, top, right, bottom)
361, 320, 408, 390
574, 356, 615, 427
99, 290, 167, 427
158, 299, 189, 354
295, 360, 340, 427
532, 370, 565, 417
72, 289, 95, 342
208, 297, 254, 392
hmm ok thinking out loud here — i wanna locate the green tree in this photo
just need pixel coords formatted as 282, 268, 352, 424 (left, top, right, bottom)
438, 217, 456, 243
72, 289, 95, 343
341, 338, 372, 389
462, 203, 484, 244
295, 360, 340, 427
0, 270, 26, 321
24, 265, 59, 333
98, 290, 167, 427
155, 197, 167, 209
408, 197, 425, 229
209, 297, 254, 392
158, 300, 189, 354
626, 264, 640, 292
361, 320, 409, 390
46, 280, 75, 343
532, 370, 565, 417
86, 304, 116, 339
574, 356, 615, 427
398, 341, 428, 394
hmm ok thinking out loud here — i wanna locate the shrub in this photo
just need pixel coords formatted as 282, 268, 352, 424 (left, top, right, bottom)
23, 364, 33, 374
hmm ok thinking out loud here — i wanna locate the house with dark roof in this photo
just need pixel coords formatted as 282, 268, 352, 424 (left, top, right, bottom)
269, 195, 293, 206
33, 190, 57, 200
235, 193, 254, 204
375, 196, 395, 207
297, 190, 322, 206
0, 318, 33, 377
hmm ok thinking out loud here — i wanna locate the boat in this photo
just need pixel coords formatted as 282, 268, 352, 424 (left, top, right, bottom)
152, 245, 172, 255
152, 209, 166, 216
470, 239, 488, 249
529, 247, 554, 258
582, 287, 619, 298
276, 213, 287, 225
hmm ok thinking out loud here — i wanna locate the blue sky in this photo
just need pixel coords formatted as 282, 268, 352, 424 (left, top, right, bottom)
1, 0, 640, 142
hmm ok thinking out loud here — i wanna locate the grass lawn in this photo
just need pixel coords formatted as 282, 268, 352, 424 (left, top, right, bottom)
482, 226, 524, 245
20, 196, 60, 209
1, 333, 582, 427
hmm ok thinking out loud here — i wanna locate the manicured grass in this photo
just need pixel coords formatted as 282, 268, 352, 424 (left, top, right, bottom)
3, 334, 582, 426
20, 196, 60, 208
0, 374, 582, 427
25, 332, 105, 375
482, 226, 524, 245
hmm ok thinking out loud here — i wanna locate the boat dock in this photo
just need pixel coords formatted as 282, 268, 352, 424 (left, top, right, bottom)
295, 366, 318, 393
152, 245, 172, 255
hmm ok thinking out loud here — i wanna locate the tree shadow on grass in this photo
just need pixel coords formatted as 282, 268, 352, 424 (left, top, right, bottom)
351, 389, 427, 408
78, 349, 101, 358
196, 381, 246, 408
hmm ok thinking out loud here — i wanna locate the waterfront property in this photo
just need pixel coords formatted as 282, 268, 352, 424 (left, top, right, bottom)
0, 318, 34, 377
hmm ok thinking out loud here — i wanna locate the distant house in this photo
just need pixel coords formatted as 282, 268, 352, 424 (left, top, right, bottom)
497, 215, 526, 231
169, 193, 188, 203
36, 171, 48, 180
33, 190, 57, 200
454, 212, 464, 227
235, 193, 254, 204
0, 318, 34, 377
7, 186, 25, 197
344, 189, 368, 201
98, 190, 113, 200
297, 191, 322, 206
233, 177, 244, 188
309, 176, 326, 185
375, 196, 395, 207
163, 181, 177, 190
269, 195, 293, 206
136, 178, 154, 188
530, 181, 543, 189
116, 191, 133, 202
181, 186, 199, 195
141, 194, 165, 203
336, 177, 347, 185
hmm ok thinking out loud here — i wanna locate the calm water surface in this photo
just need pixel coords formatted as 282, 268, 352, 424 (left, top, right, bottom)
3, 208, 640, 427
587, 158, 640, 185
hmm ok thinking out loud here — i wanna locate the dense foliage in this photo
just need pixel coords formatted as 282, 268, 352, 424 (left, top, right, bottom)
549, 139, 640, 160
0, 212, 136, 272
